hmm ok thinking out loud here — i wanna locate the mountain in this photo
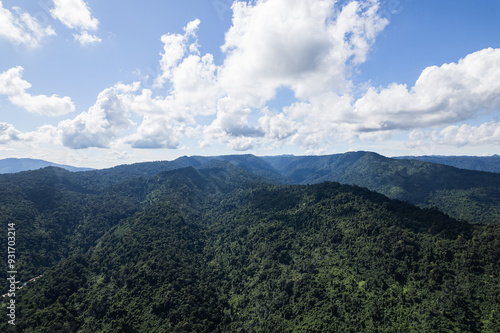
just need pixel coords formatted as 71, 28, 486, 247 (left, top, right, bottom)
67, 154, 288, 191
393, 155, 500, 173
13, 151, 496, 224
262, 151, 500, 224
0, 158, 94, 174
7, 151, 497, 224
0, 163, 498, 332
191, 154, 291, 184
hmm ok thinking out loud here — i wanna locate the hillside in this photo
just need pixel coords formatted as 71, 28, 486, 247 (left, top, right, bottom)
393, 155, 500, 173
0, 164, 498, 332
5, 152, 497, 224
0, 158, 94, 174
10, 152, 497, 224
262, 152, 500, 224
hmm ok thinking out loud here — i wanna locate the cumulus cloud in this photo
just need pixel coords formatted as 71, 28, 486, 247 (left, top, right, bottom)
9, 93, 75, 116
51, 0, 98, 30
0, 66, 31, 95
0, 122, 22, 144
0, 66, 75, 116
51, 0, 101, 45
197, 0, 388, 149
52, 79, 197, 149
126, 116, 184, 149
276, 47, 500, 149
409, 122, 500, 148
73, 30, 101, 46
196, 1, 500, 151
353, 48, 500, 132
56, 83, 136, 149
218, 0, 387, 104
22, 0, 499, 154
258, 109, 298, 141
0, 1, 55, 47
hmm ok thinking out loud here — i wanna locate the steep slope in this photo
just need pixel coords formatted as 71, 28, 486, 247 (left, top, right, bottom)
0, 167, 141, 290
2, 167, 498, 332
264, 152, 500, 224
393, 155, 500, 173
0, 162, 267, 290
0, 158, 94, 173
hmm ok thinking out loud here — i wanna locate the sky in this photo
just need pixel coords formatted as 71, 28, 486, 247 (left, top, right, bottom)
0, 0, 499, 169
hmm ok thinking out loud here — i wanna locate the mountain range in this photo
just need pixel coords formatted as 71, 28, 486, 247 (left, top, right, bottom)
0, 152, 498, 331
0, 158, 94, 174
393, 154, 500, 173
31, 151, 496, 224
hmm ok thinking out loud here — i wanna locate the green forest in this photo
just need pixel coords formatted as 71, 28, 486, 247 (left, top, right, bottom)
0, 154, 499, 332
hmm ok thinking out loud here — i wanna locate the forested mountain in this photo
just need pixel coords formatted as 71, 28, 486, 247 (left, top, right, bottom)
262, 152, 500, 224
393, 155, 500, 173
0, 158, 94, 174
18, 151, 496, 224
0, 160, 499, 332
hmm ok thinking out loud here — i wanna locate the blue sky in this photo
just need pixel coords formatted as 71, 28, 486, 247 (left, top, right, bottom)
0, 0, 499, 168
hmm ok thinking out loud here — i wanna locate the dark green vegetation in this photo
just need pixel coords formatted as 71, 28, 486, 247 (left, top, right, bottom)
262, 152, 500, 224
394, 154, 500, 173
0, 158, 94, 174
0, 156, 499, 332
14, 151, 498, 224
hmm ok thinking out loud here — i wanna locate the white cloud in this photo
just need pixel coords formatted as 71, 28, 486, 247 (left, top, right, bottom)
52, 79, 198, 150
73, 30, 101, 45
9, 93, 75, 116
16, 0, 499, 155
51, 0, 98, 31
144, 1, 389, 151
0, 66, 75, 116
0, 122, 22, 144
152, 19, 220, 117
274, 47, 500, 150
56, 83, 135, 149
283, 92, 357, 148
155, 19, 201, 87
140, 1, 390, 151
202, 98, 265, 148
197, 0, 387, 150
218, 0, 387, 104
51, 0, 101, 45
0, 2, 55, 47
409, 122, 500, 148
126, 116, 184, 149
353, 48, 500, 132
0, 66, 31, 95
228, 136, 259, 151
258, 109, 298, 141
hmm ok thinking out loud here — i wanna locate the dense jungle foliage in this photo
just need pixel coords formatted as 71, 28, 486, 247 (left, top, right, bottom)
0, 160, 499, 332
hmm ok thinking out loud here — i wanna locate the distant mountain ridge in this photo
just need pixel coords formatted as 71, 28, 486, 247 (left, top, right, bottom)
1, 152, 499, 224
0, 158, 94, 173
260, 152, 500, 224
393, 155, 500, 173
